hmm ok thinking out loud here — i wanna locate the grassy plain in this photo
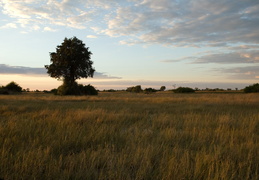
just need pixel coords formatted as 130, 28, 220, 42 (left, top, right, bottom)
0, 92, 258, 179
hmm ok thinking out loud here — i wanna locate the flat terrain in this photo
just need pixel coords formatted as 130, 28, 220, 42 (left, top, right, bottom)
0, 92, 258, 179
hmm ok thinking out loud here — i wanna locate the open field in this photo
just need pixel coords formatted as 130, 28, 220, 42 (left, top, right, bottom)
0, 92, 258, 179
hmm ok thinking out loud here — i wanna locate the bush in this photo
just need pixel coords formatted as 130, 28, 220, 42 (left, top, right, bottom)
144, 88, 157, 94
57, 82, 81, 95
0, 81, 22, 94
244, 83, 259, 93
126, 85, 142, 93
56, 83, 98, 96
50, 88, 58, 95
173, 87, 195, 93
5, 81, 22, 93
160, 86, 166, 91
0, 87, 9, 94
78, 84, 98, 95
105, 89, 116, 92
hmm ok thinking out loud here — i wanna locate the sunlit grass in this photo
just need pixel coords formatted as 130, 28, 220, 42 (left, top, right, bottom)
0, 92, 258, 179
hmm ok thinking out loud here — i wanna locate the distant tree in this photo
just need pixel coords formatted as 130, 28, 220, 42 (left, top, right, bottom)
126, 87, 133, 92
105, 89, 116, 92
5, 81, 22, 93
173, 87, 195, 93
45, 37, 95, 95
244, 83, 259, 93
160, 86, 166, 91
126, 85, 143, 93
144, 88, 157, 94
133, 85, 142, 93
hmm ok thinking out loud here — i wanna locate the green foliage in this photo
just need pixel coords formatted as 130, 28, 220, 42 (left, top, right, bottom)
45, 37, 95, 95
244, 83, 259, 93
173, 87, 195, 93
126, 85, 143, 93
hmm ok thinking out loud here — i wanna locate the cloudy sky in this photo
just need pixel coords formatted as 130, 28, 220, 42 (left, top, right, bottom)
0, 0, 259, 90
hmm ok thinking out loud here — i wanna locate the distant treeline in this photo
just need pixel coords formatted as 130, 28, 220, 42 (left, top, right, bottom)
1, 82, 259, 95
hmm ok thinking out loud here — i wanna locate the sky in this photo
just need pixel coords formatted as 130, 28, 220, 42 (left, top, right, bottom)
0, 0, 259, 90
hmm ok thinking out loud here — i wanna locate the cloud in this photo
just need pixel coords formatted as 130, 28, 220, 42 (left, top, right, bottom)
159, 55, 196, 63
0, 0, 97, 31
86, 35, 98, 38
192, 50, 259, 64
43, 26, 57, 32
94, 72, 121, 79
104, 0, 259, 47
0, 64, 121, 79
159, 47, 259, 64
0, 64, 46, 75
1, 0, 258, 48
216, 65, 259, 80
0, 22, 17, 29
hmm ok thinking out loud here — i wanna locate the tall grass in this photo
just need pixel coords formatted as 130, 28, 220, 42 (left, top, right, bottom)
0, 92, 258, 179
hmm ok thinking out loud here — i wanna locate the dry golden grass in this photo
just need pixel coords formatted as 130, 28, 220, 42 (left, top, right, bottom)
0, 92, 258, 179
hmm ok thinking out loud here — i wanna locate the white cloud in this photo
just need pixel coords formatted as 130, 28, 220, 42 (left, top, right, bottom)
43, 26, 57, 32
0, 22, 17, 29
86, 35, 97, 38
0, 0, 258, 48
33, 25, 40, 30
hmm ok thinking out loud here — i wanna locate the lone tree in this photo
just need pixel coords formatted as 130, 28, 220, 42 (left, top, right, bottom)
45, 37, 95, 95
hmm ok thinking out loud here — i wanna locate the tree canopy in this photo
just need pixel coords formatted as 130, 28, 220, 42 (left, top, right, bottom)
45, 37, 95, 85
244, 83, 259, 93
173, 87, 195, 93
0, 81, 22, 94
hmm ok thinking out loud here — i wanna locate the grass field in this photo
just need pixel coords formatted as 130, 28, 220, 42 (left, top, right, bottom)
0, 92, 258, 179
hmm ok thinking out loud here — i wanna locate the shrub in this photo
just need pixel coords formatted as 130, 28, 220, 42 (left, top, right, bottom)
56, 83, 98, 96
5, 81, 22, 93
50, 88, 58, 95
0, 81, 22, 94
0, 87, 9, 94
106, 89, 116, 92
126, 85, 143, 93
144, 88, 157, 94
57, 82, 81, 95
173, 87, 195, 93
244, 83, 259, 93
160, 86, 166, 91
78, 84, 98, 95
